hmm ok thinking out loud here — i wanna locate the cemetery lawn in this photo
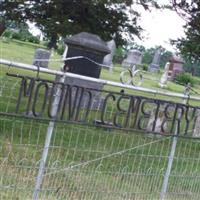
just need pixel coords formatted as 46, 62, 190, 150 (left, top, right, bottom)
2, 38, 200, 100
0, 39, 62, 70
1, 39, 200, 199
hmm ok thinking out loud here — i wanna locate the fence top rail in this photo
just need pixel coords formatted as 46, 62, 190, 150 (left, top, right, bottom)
1, 58, 200, 101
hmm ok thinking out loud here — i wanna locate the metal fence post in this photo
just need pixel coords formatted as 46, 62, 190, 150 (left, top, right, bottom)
32, 75, 65, 200
160, 136, 178, 200
160, 87, 190, 200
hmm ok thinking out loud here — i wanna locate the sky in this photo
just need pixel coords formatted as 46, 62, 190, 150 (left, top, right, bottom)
134, 6, 186, 52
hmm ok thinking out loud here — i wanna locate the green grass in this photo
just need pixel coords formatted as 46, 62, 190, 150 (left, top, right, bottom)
1, 38, 200, 100
0, 38, 62, 70
1, 39, 200, 199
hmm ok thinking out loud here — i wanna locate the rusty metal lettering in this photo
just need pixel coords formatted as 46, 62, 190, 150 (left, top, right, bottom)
161, 104, 174, 134
184, 106, 196, 135
60, 85, 91, 121
75, 87, 85, 121
100, 93, 116, 125
130, 97, 142, 129
32, 82, 49, 117
60, 85, 73, 120
82, 90, 92, 122
16, 76, 35, 113
113, 95, 133, 128
152, 101, 161, 132
170, 104, 185, 135
5, 73, 200, 138
75, 89, 92, 122
138, 100, 156, 130
69, 86, 80, 120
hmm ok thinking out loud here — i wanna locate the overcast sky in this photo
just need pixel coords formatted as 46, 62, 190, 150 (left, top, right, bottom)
134, 5, 186, 52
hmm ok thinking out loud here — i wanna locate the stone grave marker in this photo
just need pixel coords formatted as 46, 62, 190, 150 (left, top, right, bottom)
64, 32, 110, 78
63, 32, 110, 109
33, 48, 51, 68
159, 62, 170, 88
147, 104, 167, 135
122, 49, 142, 68
168, 55, 184, 80
103, 40, 116, 73
149, 48, 161, 73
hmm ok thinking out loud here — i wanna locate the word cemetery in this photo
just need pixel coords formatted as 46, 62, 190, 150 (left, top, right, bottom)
5, 73, 200, 138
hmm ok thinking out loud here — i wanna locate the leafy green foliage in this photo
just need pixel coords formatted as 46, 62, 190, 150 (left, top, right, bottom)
182, 58, 200, 76
113, 44, 173, 66
0, 0, 164, 48
56, 40, 65, 55
171, 1, 200, 75
3, 29, 40, 44
142, 46, 172, 68
141, 63, 148, 71
113, 46, 127, 64
27, 35, 40, 44
175, 73, 195, 86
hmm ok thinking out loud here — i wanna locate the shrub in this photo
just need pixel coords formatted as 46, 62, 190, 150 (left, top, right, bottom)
3, 29, 13, 38
3, 29, 40, 44
27, 35, 40, 44
175, 73, 195, 86
56, 41, 65, 55
113, 46, 126, 64
142, 64, 148, 71
136, 64, 148, 71
11, 32, 22, 40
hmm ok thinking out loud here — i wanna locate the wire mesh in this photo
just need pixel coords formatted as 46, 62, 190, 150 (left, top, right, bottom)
1, 65, 200, 199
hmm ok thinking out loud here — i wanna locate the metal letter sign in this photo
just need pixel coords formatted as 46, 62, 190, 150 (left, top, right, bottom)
2, 73, 200, 139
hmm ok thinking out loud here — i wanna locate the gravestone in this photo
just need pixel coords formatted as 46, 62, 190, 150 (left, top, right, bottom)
159, 62, 170, 88
168, 55, 184, 80
64, 32, 110, 78
122, 49, 142, 68
193, 110, 200, 138
147, 104, 166, 135
149, 48, 161, 72
63, 32, 110, 109
103, 40, 116, 73
33, 48, 51, 68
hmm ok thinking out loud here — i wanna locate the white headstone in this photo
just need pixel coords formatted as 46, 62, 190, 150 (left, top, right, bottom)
122, 49, 142, 68
103, 40, 116, 73
159, 62, 170, 88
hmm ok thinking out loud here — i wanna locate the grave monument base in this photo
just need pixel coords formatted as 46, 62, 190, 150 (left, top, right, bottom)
64, 77, 104, 110
149, 64, 160, 73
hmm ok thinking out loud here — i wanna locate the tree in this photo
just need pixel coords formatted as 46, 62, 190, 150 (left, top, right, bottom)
160, 48, 173, 68
0, 0, 162, 48
142, 46, 172, 67
171, 0, 200, 74
142, 47, 155, 64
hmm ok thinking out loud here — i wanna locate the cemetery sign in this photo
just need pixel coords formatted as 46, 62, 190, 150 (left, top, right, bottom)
3, 73, 200, 139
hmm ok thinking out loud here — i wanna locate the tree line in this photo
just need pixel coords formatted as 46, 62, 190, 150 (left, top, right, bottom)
0, 0, 164, 48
